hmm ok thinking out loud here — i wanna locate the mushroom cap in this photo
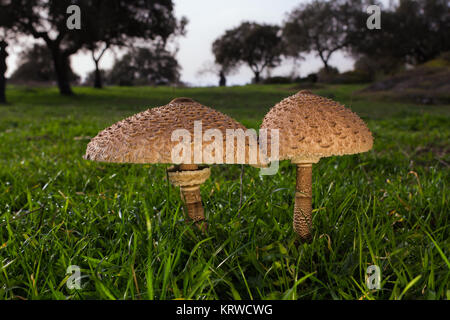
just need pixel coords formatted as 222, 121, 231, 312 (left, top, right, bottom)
84, 97, 260, 165
260, 90, 373, 163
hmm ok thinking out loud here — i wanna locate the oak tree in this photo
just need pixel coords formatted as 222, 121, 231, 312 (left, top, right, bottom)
213, 22, 284, 84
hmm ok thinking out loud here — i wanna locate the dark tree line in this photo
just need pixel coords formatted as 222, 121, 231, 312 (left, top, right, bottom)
211, 0, 450, 86
10, 43, 181, 87
346, 0, 450, 73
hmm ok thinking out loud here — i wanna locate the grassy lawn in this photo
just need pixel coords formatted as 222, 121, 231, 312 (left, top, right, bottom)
0, 84, 448, 300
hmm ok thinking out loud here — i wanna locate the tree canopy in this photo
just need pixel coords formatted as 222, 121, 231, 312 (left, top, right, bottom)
7, 0, 185, 95
106, 46, 180, 86
80, 0, 187, 88
346, 0, 450, 69
283, 0, 352, 73
213, 22, 284, 83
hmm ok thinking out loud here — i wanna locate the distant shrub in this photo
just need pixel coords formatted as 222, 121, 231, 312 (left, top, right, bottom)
293, 73, 318, 83
353, 55, 404, 80
314, 65, 373, 84
332, 70, 373, 84
317, 66, 339, 83
262, 76, 293, 84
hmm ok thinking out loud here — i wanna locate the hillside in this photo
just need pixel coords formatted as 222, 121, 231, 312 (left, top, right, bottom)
360, 54, 450, 104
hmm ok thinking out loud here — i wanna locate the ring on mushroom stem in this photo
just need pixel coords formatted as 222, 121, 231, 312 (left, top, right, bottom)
261, 90, 373, 242
167, 164, 211, 230
84, 97, 262, 231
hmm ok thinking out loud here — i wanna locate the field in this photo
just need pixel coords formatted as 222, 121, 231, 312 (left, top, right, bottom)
0, 84, 449, 300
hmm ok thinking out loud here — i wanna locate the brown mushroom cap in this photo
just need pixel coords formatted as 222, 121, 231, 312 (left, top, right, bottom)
84, 97, 258, 165
261, 90, 373, 163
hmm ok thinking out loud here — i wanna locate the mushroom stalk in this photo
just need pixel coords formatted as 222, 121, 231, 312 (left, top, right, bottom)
293, 163, 313, 241
168, 164, 210, 230
180, 185, 205, 222
178, 164, 205, 223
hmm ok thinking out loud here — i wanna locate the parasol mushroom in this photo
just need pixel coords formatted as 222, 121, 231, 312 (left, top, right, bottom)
84, 97, 259, 229
260, 90, 373, 242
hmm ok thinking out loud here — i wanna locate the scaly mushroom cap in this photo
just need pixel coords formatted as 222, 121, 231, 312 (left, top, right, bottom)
261, 90, 373, 163
84, 97, 259, 165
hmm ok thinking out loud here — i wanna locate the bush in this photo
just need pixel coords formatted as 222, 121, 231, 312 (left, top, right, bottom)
317, 66, 339, 83
293, 73, 318, 84
316, 66, 372, 84
332, 70, 373, 84
262, 76, 293, 84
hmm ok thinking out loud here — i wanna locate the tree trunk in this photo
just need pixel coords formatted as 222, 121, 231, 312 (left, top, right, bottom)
0, 40, 8, 104
317, 49, 330, 74
322, 60, 330, 73
93, 60, 103, 89
254, 71, 261, 84
50, 47, 73, 96
219, 70, 226, 87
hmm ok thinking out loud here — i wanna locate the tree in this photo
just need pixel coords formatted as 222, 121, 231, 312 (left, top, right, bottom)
0, 1, 20, 104
84, 68, 107, 87
211, 32, 241, 86
10, 44, 79, 84
8, 1, 84, 95
11, 0, 184, 95
87, 43, 109, 89
107, 46, 180, 86
197, 61, 237, 87
0, 40, 7, 104
213, 22, 284, 84
283, 0, 351, 73
346, 0, 450, 70
80, 1, 187, 89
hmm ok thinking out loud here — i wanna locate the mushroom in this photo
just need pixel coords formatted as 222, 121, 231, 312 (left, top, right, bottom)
84, 97, 258, 229
260, 90, 373, 241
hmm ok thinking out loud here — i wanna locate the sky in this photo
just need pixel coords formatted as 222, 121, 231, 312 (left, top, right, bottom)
6, 0, 380, 86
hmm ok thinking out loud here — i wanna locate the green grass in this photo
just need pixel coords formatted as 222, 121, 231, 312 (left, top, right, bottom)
0, 84, 449, 300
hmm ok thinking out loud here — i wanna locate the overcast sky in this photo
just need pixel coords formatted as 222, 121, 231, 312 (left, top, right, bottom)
6, 0, 390, 86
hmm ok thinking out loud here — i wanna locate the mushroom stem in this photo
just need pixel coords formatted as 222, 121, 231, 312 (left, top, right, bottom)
168, 164, 209, 231
294, 163, 313, 242
178, 164, 205, 223
180, 185, 206, 224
